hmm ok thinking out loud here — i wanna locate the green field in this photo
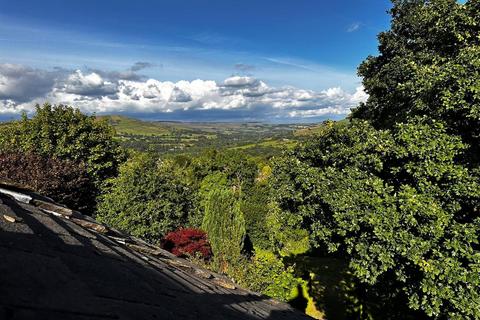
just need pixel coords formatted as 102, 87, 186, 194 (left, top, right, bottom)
99, 115, 322, 156
98, 115, 171, 136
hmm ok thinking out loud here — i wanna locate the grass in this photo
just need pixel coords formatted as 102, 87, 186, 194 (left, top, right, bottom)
98, 115, 171, 136
96, 114, 331, 156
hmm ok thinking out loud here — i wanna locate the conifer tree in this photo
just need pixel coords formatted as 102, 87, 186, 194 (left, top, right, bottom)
202, 187, 246, 271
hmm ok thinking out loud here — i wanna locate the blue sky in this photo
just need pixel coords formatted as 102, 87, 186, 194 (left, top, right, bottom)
0, 0, 392, 122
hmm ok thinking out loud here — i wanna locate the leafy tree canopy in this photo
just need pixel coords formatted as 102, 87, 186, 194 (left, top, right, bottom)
271, 119, 480, 318
353, 0, 480, 163
0, 152, 94, 212
188, 149, 258, 191
231, 248, 303, 302
0, 103, 124, 187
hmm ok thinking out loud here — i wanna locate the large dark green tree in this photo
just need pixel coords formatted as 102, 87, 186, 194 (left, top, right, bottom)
269, 2, 480, 317
273, 119, 480, 319
353, 0, 480, 164
271, 119, 480, 319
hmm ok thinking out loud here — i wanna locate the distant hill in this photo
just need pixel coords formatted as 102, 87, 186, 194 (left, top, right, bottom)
96, 115, 324, 155
98, 115, 312, 136
294, 119, 349, 137
97, 115, 171, 136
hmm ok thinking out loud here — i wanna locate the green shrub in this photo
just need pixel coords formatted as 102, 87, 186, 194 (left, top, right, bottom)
190, 172, 229, 227
96, 153, 193, 243
232, 248, 303, 302
241, 183, 272, 250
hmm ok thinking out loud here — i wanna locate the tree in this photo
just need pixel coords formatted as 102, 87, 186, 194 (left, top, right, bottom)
353, 0, 480, 164
202, 187, 246, 271
0, 152, 94, 212
96, 153, 193, 243
241, 182, 272, 250
189, 149, 257, 192
189, 172, 230, 227
271, 119, 480, 319
0, 103, 124, 188
178, 149, 258, 228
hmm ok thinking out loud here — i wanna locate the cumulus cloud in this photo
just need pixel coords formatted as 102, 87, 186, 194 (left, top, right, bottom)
87, 61, 156, 82
223, 76, 259, 87
60, 70, 118, 96
169, 87, 192, 103
0, 63, 368, 121
86, 69, 143, 82
0, 64, 60, 102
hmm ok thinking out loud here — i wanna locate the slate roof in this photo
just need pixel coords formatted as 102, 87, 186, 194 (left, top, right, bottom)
0, 183, 311, 320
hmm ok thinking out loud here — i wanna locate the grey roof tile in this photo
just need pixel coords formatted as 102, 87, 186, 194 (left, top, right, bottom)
0, 187, 311, 320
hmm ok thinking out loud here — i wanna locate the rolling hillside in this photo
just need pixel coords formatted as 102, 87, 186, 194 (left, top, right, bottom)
98, 115, 320, 156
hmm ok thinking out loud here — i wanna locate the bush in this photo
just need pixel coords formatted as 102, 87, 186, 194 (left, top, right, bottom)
185, 150, 259, 228
161, 228, 212, 260
241, 183, 272, 250
0, 152, 94, 212
96, 153, 193, 243
232, 249, 303, 302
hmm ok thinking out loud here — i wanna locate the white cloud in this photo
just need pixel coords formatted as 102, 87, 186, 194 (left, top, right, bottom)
0, 99, 25, 114
351, 86, 368, 103
61, 70, 117, 96
169, 87, 192, 103
223, 76, 258, 87
0, 63, 368, 121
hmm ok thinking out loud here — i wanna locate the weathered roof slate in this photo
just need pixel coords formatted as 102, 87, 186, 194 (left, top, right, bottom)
0, 185, 311, 320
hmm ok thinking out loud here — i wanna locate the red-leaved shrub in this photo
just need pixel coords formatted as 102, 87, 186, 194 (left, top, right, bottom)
0, 152, 95, 214
161, 228, 212, 260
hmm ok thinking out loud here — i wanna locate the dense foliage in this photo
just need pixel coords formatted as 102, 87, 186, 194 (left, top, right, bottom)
271, 1, 480, 317
240, 181, 272, 250
96, 153, 193, 243
1, 1, 478, 318
161, 228, 212, 260
202, 187, 246, 270
353, 0, 480, 163
0, 104, 124, 213
0, 152, 94, 212
187, 156, 271, 249
272, 119, 480, 318
231, 248, 303, 302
